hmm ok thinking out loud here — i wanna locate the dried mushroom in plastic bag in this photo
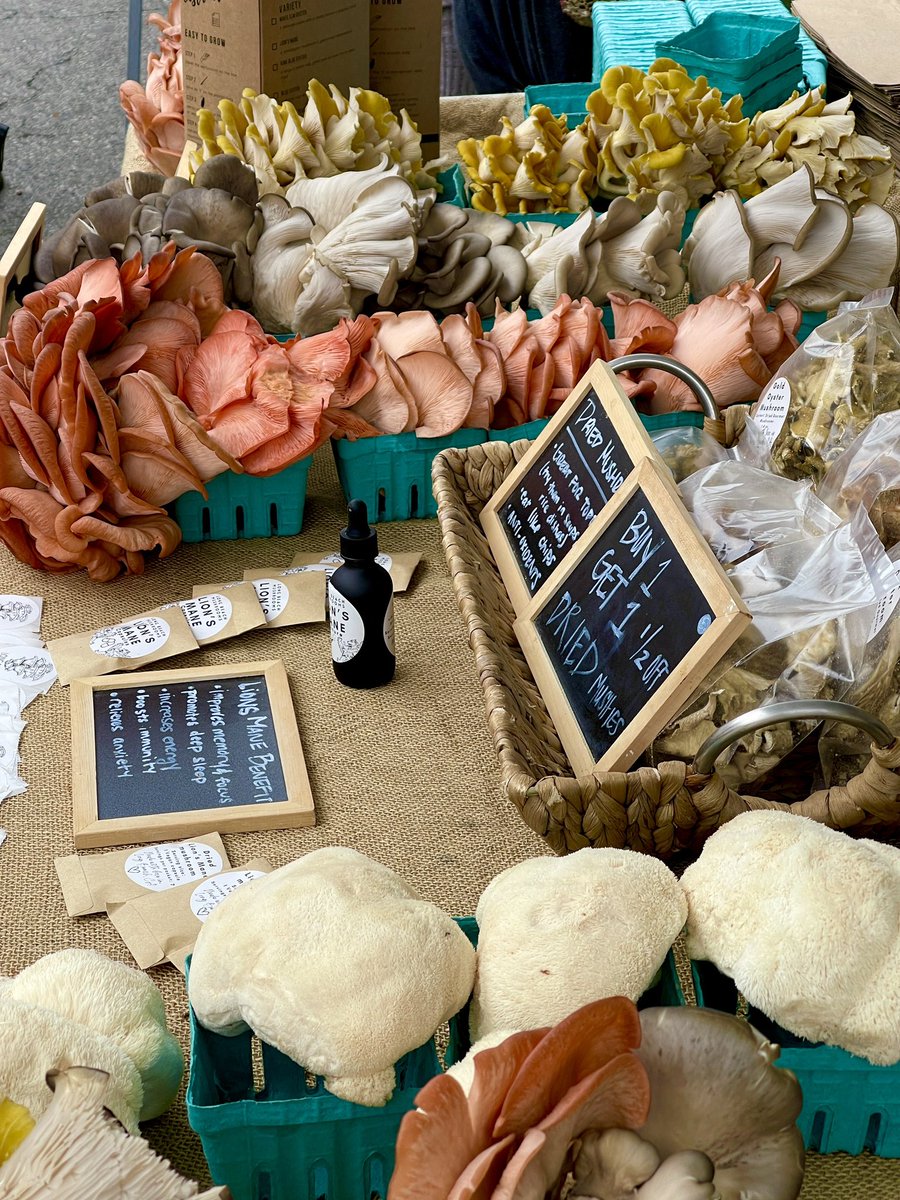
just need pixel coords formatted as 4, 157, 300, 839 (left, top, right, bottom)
749, 291, 900, 484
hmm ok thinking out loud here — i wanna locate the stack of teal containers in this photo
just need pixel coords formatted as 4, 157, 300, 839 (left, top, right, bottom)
592, 0, 692, 76
685, 0, 827, 91
656, 11, 802, 111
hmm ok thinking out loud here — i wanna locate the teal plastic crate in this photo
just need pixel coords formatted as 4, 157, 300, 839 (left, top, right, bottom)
669, 957, 900, 1155
187, 922, 679, 1200
332, 429, 486, 522
656, 12, 799, 83
185, 918, 478, 1200
684, 0, 826, 90
168, 455, 312, 542
592, 0, 692, 78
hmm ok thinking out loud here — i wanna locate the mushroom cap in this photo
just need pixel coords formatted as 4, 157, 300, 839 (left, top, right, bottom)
637, 1006, 804, 1200
684, 190, 754, 301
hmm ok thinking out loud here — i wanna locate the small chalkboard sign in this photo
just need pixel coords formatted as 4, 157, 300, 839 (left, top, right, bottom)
70, 659, 314, 848
0, 203, 45, 337
514, 458, 751, 775
481, 360, 661, 614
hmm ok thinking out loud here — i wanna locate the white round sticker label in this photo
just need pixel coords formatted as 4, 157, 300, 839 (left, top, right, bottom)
0, 596, 41, 630
320, 552, 393, 571
190, 870, 266, 922
329, 585, 365, 662
179, 593, 233, 642
90, 617, 171, 659
124, 841, 224, 891
753, 377, 791, 447
252, 579, 288, 620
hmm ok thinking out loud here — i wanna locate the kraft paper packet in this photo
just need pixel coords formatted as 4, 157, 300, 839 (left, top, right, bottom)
47, 605, 200, 685
286, 551, 422, 592
108, 857, 273, 970
193, 573, 325, 629
160, 584, 267, 646
54, 834, 232, 917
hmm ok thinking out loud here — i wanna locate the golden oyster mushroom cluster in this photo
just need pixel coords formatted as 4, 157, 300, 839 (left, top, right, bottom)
190, 81, 439, 197
458, 62, 895, 216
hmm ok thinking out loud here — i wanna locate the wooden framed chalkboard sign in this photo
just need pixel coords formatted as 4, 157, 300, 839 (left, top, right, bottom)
70, 659, 315, 848
480, 359, 661, 614
514, 458, 751, 775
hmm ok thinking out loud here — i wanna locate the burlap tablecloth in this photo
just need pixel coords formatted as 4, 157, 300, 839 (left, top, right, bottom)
1, 449, 897, 1196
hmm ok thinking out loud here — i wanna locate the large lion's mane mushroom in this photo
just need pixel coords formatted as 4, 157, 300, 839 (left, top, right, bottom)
469, 849, 687, 1042
187, 847, 475, 1106
35, 159, 262, 306
119, 0, 185, 177
635, 1007, 804, 1200
682, 811, 900, 1065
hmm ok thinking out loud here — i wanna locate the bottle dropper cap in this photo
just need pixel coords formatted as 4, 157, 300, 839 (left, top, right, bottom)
339, 499, 378, 561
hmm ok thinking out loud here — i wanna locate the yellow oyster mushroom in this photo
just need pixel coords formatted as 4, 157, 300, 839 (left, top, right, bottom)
600, 65, 646, 105
218, 97, 249, 139
586, 88, 614, 125
353, 89, 397, 137
0, 1097, 34, 1166
196, 108, 224, 159
638, 142, 689, 172
641, 112, 683, 152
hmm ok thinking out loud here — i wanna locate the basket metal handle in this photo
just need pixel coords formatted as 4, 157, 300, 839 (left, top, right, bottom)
692, 700, 896, 775
609, 353, 720, 421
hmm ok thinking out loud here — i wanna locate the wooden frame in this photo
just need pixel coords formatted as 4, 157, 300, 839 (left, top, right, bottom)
514, 458, 751, 775
71, 659, 315, 848
480, 359, 661, 614
0, 203, 45, 336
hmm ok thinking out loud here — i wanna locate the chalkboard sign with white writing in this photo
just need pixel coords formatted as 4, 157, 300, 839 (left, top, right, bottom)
71, 660, 315, 848
481, 361, 661, 614
514, 459, 750, 775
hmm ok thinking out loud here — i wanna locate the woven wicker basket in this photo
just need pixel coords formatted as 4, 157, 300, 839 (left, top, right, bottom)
432, 440, 900, 858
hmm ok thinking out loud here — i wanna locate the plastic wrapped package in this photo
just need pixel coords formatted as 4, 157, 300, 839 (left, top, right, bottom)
650, 423, 730, 483
816, 411, 900, 550
652, 510, 897, 787
680, 461, 841, 565
746, 290, 900, 484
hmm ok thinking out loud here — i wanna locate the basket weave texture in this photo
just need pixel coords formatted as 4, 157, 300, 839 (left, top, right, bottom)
433, 441, 900, 857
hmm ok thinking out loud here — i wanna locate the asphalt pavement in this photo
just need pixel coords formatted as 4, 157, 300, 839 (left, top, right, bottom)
0, 0, 159, 253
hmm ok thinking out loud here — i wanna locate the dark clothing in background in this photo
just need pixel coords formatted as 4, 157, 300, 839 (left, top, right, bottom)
442, 0, 477, 94
453, 0, 592, 92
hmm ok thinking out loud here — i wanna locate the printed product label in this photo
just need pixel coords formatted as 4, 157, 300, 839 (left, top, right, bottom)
868, 583, 900, 642
190, 869, 266, 922
251, 579, 289, 621
0, 648, 56, 685
329, 584, 365, 663
124, 841, 224, 891
320, 552, 393, 572
90, 617, 171, 659
179, 593, 233, 642
384, 596, 395, 655
0, 595, 41, 630
753, 377, 791, 447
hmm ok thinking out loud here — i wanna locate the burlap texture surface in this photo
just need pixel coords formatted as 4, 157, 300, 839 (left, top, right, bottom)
1, 449, 898, 1195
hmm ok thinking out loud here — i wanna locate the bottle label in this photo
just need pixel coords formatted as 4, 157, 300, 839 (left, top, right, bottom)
384, 597, 395, 655
329, 584, 365, 663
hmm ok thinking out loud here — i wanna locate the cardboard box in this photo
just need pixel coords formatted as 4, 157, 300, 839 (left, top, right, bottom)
182, 0, 370, 140
369, 0, 441, 147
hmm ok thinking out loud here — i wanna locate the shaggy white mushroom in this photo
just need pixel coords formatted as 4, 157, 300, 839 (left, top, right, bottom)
469, 848, 687, 1040
188, 848, 475, 1106
682, 811, 900, 1064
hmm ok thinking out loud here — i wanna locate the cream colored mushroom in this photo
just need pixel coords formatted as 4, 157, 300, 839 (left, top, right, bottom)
684, 189, 754, 300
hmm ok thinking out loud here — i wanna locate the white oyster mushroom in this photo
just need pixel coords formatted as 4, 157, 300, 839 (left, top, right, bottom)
287, 258, 353, 337
753, 192, 853, 289
682, 811, 900, 1064
314, 175, 418, 291
595, 191, 687, 300
777, 202, 900, 309
742, 164, 820, 251
250, 209, 316, 331
284, 159, 398, 230
188, 848, 476, 1107
469, 848, 687, 1041
684, 189, 753, 300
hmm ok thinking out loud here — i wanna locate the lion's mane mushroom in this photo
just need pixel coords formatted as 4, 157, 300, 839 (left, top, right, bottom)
119, 1, 185, 177
188, 847, 476, 1106
636, 1006, 804, 1200
5, 950, 183, 1122
0, 1067, 228, 1199
469, 848, 687, 1041
682, 811, 900, 1065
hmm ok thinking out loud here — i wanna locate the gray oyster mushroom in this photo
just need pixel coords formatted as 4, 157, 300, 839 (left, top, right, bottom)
392, 194, 686, 316
34, 158, 263, 305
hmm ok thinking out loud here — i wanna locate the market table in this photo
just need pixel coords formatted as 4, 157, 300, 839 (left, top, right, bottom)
1, 448, 898, 1197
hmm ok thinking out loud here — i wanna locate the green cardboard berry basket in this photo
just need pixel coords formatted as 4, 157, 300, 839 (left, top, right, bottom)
186, 920, 676, 1200
665, 956, 900, 1155
168, 455, 313, 543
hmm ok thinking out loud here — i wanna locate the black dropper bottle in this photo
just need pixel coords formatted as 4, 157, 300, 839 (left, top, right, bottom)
328, 499, 395, 688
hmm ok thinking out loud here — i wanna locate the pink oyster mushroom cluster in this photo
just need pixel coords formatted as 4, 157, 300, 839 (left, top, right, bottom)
120, 0, 186, 177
